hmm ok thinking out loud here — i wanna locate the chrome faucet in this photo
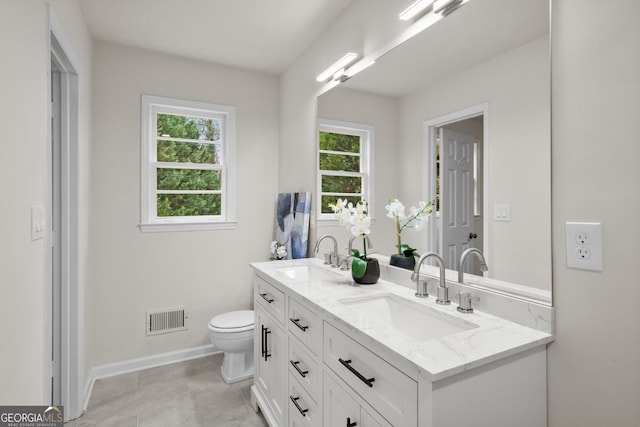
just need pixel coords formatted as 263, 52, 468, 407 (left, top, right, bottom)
314, 235, 339, 267
348, 234, 373, 256
457, 248, 488, 283
412, 252, 448, 303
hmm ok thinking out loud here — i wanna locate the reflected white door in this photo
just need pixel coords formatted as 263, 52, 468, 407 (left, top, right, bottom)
439, 128, 475, 270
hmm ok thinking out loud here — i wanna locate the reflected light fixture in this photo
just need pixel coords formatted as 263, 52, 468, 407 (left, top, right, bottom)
433, 0, 463, 15
316, 52, 358, 82
344, 59, 376, 78
399, 0, 434, 21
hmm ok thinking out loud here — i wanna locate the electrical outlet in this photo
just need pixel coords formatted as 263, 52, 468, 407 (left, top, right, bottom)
566, 222, 603, 271
575, 247, 591, 259
575, 232, 590, 245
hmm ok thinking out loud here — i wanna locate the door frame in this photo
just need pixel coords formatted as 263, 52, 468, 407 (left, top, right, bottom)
422, 103, 489, 266
48, 9, 82, 420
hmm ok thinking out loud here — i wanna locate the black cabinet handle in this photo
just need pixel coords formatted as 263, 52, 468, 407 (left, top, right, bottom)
290, 317, 309, 331
338, 358, 375, 388
290, 396, 309, 417
260, 325, 266, 358
347, 417, 357, 427
290, 360, 308, 378
260, 293, 274, 303
261, 326, 271, 361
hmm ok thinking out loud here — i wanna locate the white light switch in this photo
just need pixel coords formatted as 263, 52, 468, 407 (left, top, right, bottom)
493, 204, 511, 221
31, 206, 45, 241
565, 222, 603, 271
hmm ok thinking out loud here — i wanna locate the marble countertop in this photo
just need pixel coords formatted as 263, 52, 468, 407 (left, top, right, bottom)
251, 257, 553, 382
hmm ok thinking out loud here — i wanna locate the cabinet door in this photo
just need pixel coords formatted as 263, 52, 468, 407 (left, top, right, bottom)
324, 372, 360, 427
256, 306, 287, 426
361, 408, 391, 427
324, 372, 392, 427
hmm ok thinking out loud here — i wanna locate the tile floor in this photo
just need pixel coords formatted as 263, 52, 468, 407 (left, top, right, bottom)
65, 354, 268, 427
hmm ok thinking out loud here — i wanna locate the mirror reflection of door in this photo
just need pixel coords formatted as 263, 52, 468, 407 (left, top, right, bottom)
436, 116, 483, 274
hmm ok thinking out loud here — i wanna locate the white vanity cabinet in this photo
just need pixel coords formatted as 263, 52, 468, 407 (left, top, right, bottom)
251, 260, 551, 427
254, 278, 288, 427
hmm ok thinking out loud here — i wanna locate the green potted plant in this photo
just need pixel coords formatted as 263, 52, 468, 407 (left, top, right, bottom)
385, 198, 433, 270
330, 199, 379, 284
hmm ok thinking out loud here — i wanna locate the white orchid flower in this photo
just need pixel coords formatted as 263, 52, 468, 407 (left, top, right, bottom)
350, 214, 371, 235
276, 245, 287, 259
385, 198, 406, 219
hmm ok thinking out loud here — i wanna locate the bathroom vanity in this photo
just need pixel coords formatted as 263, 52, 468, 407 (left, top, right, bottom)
250, 257, 553, 427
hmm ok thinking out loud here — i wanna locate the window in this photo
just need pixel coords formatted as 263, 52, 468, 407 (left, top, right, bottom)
317, 119, 373, 222
140, 95, 236, 232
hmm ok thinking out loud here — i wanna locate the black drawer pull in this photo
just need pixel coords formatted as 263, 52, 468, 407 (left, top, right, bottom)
260, 293, 274, 303
261, 326, 271, 361
290, 317, 309, 331
338, 358, 375, 388
347, 417, 357, 427
290, 396, 309, 417
290, 360, 309, 378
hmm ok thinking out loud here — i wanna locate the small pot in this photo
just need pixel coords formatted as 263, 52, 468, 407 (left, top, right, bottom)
352, 258, 380, 285
389, 253, 416, 271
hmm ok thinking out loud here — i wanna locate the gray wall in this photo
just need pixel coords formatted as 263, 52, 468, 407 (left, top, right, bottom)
548, 0, 640, 424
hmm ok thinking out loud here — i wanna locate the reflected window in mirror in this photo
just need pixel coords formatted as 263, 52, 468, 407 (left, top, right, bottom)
317, 119, 373, 221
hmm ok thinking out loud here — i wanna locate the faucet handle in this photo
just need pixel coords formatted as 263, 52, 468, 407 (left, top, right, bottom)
338, 255, 350, 270
323, 252, 334, 265
436, 286, 450, 305
457, 292, 475, 313
415, 280, 428, 298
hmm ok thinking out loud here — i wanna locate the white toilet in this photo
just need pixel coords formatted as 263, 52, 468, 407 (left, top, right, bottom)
208, 310, 255, 383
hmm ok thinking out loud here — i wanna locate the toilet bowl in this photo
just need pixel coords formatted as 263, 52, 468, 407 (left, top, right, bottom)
208, 310, 255, 383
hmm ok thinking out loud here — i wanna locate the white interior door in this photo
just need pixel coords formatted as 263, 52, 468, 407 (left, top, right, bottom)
439, 127, 475, 269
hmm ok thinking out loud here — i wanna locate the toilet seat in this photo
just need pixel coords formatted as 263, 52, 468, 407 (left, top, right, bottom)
209, 310, 254, 333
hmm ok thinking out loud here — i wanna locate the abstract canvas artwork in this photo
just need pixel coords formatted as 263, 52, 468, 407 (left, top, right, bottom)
275, 192, 311, 259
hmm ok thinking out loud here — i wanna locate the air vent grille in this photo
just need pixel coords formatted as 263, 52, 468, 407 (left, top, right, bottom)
146, 307, 188, 336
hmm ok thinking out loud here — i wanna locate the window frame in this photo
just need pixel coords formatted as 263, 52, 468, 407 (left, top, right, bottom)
140, 95, 236, 232
317, 118, 374, 225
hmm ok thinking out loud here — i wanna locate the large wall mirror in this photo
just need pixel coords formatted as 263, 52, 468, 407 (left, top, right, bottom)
317, 0, 552, 305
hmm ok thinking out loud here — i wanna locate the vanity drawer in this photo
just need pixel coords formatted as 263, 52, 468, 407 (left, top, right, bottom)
255, 277, 286, 325
288, 335, 320, 403
288, 297, 322, 355
323, 322, 418, 426
289, 374, 320, 427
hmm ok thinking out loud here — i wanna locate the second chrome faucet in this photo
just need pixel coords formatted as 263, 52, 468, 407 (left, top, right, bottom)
412, 252, 449, 304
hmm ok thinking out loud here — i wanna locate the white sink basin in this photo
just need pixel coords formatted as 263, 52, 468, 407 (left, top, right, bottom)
275, 264, 345, 284
340, 294, 477, 342
277, 265, 311, 281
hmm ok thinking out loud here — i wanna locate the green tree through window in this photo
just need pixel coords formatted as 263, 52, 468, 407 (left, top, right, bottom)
317, 121, 372, 216
156, 114, 222, 216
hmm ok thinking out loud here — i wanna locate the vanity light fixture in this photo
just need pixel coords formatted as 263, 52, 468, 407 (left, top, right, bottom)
433, 0, 464, 15
344, 59, 376, 79
316, 52, 358, 82
399, 0, 435, 21
332, 68, 348, 82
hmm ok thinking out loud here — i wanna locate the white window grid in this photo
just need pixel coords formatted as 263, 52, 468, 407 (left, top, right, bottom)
317, 118, 374, 223
140, 95, 236, 232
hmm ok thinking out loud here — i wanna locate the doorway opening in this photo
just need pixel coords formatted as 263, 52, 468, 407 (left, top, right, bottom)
49, 25, 81, 421
423, 104, 488, 274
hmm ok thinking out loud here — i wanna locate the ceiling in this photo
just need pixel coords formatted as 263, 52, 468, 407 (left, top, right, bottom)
77, 0, 354, 74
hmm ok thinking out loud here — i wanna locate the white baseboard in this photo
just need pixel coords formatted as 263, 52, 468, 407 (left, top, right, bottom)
83, 345, 220, 412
